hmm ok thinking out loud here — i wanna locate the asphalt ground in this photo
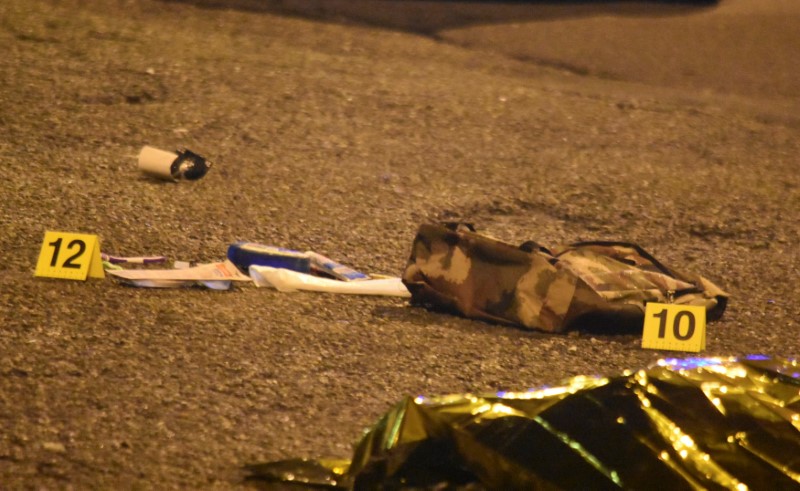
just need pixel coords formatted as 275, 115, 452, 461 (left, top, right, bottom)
1, 0, 798, 488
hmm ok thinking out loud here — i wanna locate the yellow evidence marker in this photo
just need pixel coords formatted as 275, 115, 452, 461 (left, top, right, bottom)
34, 231, 105, 280
641, 302, 706, 353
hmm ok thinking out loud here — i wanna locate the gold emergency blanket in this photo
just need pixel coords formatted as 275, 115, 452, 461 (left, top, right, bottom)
246, 355, 800, 489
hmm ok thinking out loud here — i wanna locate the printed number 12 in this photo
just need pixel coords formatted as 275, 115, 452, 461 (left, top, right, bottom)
48, 237, 86, 269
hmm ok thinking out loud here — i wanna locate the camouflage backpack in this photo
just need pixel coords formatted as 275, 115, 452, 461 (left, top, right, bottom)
401, 223, 728, 333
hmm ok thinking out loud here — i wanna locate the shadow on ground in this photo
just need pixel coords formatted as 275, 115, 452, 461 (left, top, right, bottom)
161, 0, 718, 34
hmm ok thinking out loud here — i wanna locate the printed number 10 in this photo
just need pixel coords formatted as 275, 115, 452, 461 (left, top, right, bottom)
652, 309, 696, 341
48, 237, 86, 269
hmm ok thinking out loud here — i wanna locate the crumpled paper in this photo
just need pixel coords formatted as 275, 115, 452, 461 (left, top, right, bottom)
249, 265, 410, 297
246, 355, 800, 489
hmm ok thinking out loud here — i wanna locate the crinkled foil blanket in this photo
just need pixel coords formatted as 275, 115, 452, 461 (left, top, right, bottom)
246, 356, 800, 489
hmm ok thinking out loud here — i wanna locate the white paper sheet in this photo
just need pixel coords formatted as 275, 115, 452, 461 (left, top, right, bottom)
107, 259, 251, 289
249, 265, 410, 297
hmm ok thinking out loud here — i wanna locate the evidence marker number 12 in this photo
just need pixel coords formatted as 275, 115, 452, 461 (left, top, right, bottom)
641, 302, 706, 353
34, 231, 105, 280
